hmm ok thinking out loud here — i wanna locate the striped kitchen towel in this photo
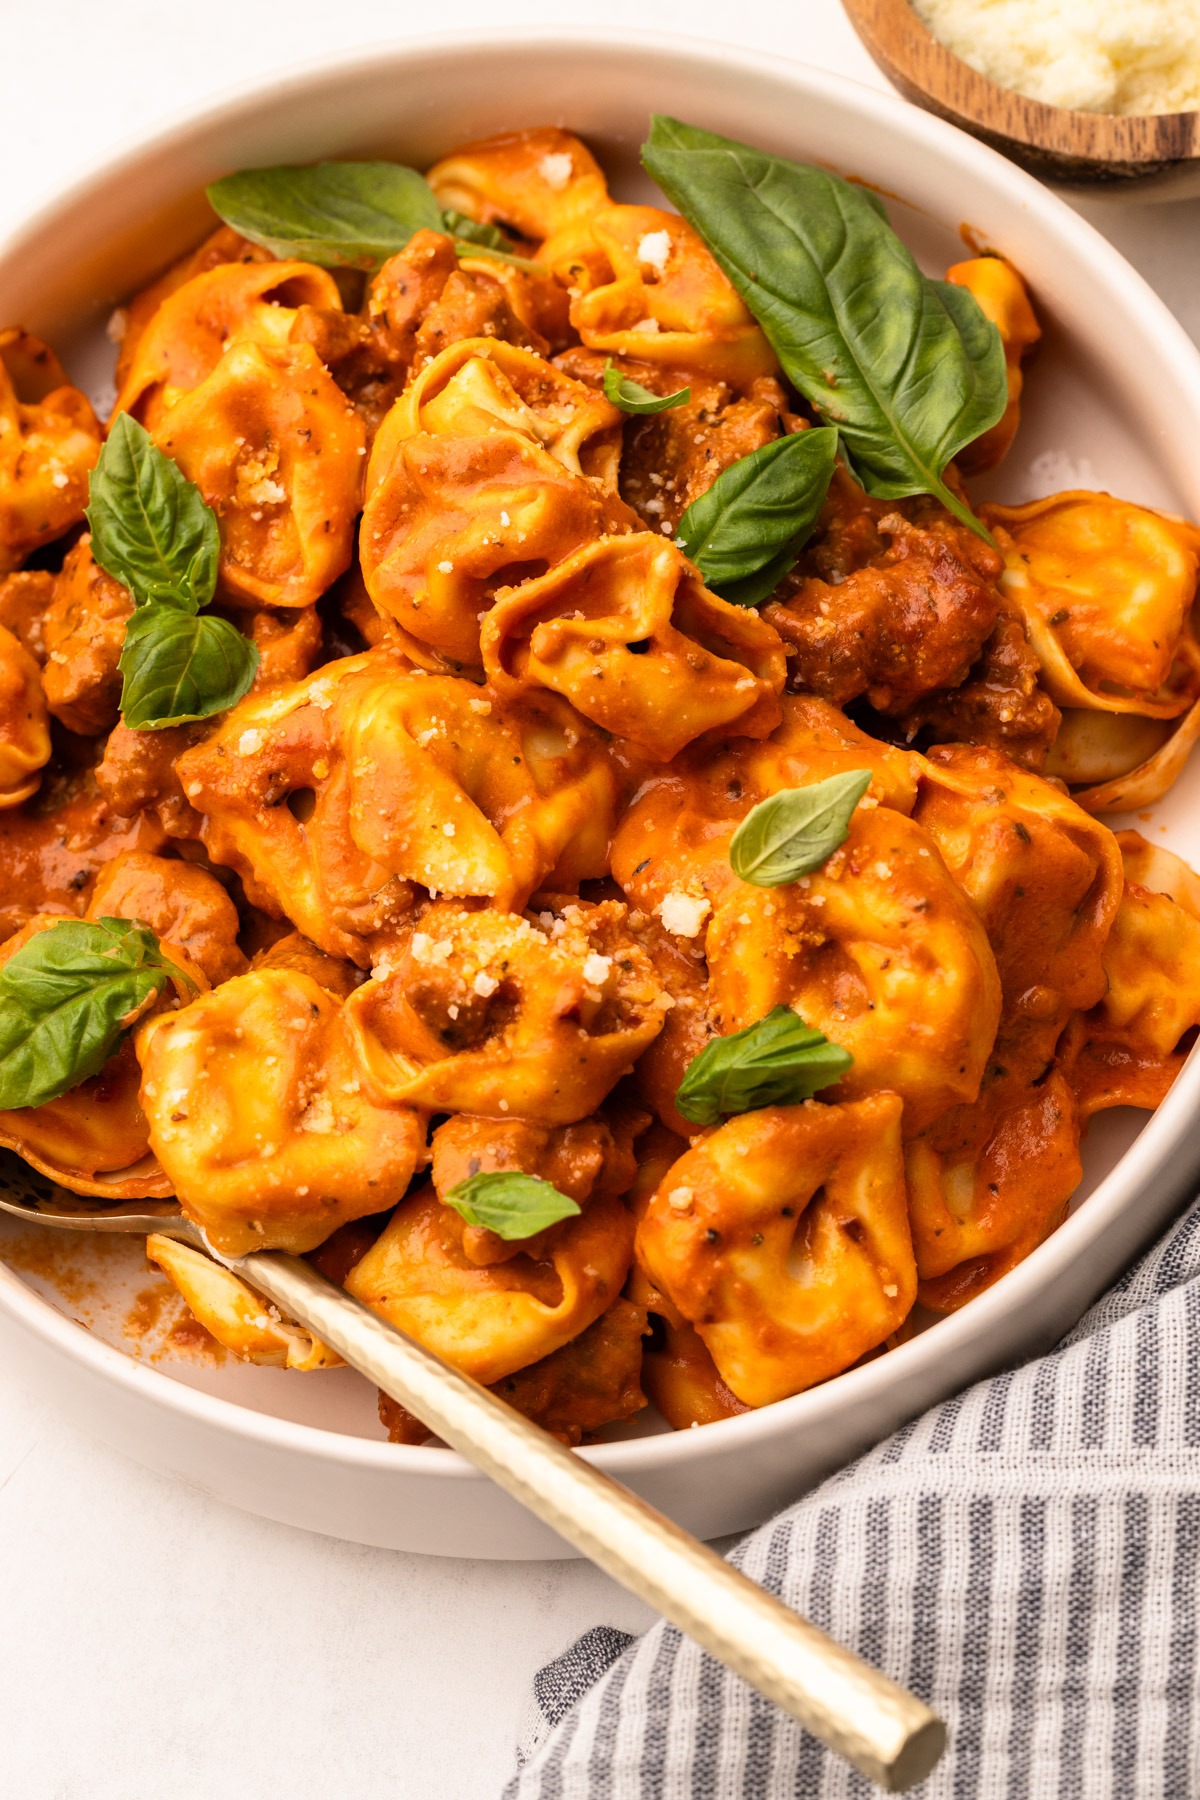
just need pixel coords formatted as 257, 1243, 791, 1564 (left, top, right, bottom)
502, 1191, 1200, 1798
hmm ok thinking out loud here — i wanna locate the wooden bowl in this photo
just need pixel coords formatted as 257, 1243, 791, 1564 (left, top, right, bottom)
843, 0, 1200, 197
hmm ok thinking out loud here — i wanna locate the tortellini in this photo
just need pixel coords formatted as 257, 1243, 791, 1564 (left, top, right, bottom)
146, 1233, 341, 1370
137, 938, 425, 1255
913, 745, 1124, 1077
360, 337, 633, 666
568, 203, 777, 388
361, 428, 630, 669
637, 1095, 915, 1406
0, 621, 50, 808
482, 533, 786, 759
346, 1179, 634, 1385
0, 912, 193, 1199
177, 649, 619, 960
612, 694, 919, 920
1058, 834, 1200, 1118
0, 329, 102, 574
906, 1068, 1082, 1313
344, 899, 668, 1123
378, 338, 623, 484
156, 339, 364, 608
427, 128, 613, 283
111, 259, 344, 431
945, 256, 1040, 473
705, 806, 1001, 1133
983, 492, 1200, 717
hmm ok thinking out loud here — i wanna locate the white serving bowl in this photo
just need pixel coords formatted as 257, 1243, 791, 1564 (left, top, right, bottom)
3, 28, 1200, 1560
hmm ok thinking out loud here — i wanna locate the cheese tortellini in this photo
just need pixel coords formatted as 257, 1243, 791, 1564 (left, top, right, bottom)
483, 533, 786, 759
345, 899, 668, 1122
637, 1095, 915, 1406
175, 647, 618, 960
137, 936, 424, 1255
0, 329, 102, 574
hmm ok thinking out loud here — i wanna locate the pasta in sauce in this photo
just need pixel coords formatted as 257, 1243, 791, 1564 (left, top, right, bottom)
2, 121, 1198, 1450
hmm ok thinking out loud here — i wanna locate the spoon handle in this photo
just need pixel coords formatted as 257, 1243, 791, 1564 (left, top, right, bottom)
235, 1246, 944, 1792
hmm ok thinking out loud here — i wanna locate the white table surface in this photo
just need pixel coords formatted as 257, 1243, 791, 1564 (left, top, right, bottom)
3, 5, 1199, 1797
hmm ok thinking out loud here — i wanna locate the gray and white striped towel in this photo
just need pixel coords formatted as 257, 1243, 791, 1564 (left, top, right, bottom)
502, 1192, 1200, 1797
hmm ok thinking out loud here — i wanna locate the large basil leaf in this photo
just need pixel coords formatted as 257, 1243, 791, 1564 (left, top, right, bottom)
443, 1171, 581, 1240
642, 117, 1006, 541
675, 1006, 852, 1126
119, 605, 259, 729
603, 361, 691, 415
87, 414, 218, 613
0, 918, 190, 1111
208, 162, 536, 272
675, 427, 837, 605
207, 161, 444, 269
729, 769, 872, 886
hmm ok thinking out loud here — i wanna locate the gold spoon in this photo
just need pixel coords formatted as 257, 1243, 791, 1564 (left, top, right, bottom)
0, 1172, 946, 1791
842, 0, 1200, 197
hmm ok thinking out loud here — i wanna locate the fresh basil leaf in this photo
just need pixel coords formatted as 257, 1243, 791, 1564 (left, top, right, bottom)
675, 1006, 852, 1126
603, 361, 691, 415
443, 1171, 581, 1241
642, 117, 1006, 542
0, 918, 190, 1111
119, 604, 259, 729
441, 209, 510, 251
709, 544, 800, 610
89, 419, 258, 730
675, 428, 837, 603
87, 414, 218, 613
729, 769, 872, 887
207, 161, 444, 269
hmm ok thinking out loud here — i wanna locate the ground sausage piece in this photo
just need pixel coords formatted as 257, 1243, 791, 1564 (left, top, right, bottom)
413, 268, 541, 362
764, 483, 1004, 714
94, 720, 207, 840
88, 851, 247, 986
368, 230, 463, 364
555, 348, 786, 536
41, 537, 132, 737
897, 609, 1061, 771
287, 305, 408, 442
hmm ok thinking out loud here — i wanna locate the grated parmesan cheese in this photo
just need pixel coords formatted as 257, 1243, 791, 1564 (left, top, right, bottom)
538, 151, 573, 189
658, 892, 711, 938
299, 1094, 335, 1134
637, 230, 672, 273
913, 0, 1200, 114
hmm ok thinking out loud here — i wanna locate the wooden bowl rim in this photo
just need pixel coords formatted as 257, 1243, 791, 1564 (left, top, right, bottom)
843, 0, 1200, 167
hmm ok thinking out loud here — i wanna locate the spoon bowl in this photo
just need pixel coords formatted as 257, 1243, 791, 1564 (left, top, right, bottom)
0, 1180, 191, 1237
842, 0, 1200, 197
